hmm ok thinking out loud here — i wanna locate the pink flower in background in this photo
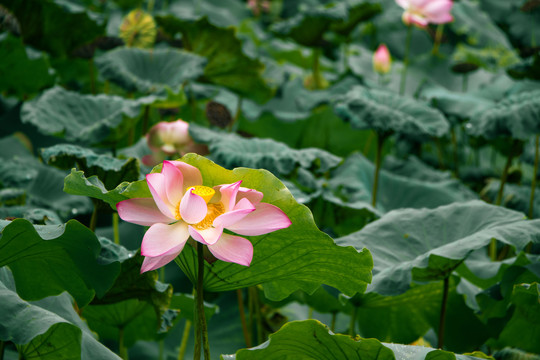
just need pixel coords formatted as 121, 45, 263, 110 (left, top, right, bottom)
117, 161, 292, 272
142, 119, 206, 166
373, 44, 392, 74
396, 0, 453, 28
248, 0, 270, 16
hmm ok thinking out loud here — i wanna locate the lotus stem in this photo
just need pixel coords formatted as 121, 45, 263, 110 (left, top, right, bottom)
431, 24, 444, 56
331, 312, 337, 332
312, 47, 322, 90
236, 289, 252, 347
372, 133, 386, 207
113, 213, 120, 245
462, 74, 468, 93
0, 340, 5, 360
119, 327, 128, 360
438, 277, 450, 349
89, 203, 98, 232
195, 242, 210, 360
250, 287, 264, 345
178, 320, 192, 360
142, 105, 150, 135
399, 25, 413, 95
349, 306, 358, 337
230, 97, 243, 132
529, 134, 539, 219
451, 128, 459, 177
308, 307, 313, 320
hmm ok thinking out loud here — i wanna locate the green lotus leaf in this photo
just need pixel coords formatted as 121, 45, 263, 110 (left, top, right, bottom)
95, 47, 206, 94
0, 219, 121, 307
329, 1, 382, 37
156, 16, 274, 103
153, 154, 373, 301
167, 0, 250, 28
41, 144, 140, 190
468, 90, 540, 140
480, 179, 540, 219
0, 0, 105, 57
487, 282, 540, 353
223, 319, 486, 360
452, 44, 520, 73
336, 200, 540, 295
0, 268, 121, 360
450, 0, 512, 48
63, 168, 151, 211
328, 153, 476, 216
21, 86, 144, 146
189, 124, 343, 175
507, 9, 540, 49
382, 155, 453, 183
0, 32, 55, 98
270, 3, 348, 47
334, 86, 449, 140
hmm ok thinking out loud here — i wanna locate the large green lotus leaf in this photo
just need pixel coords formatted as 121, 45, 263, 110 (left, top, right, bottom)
488, 283, 540, 353
270, 3, 348, 47
382, 156, 453, 183
167, 0, 250, 28
355, 278, 491, 352
0, 268, 121, 360
156, 16, 274, 103
20, 86, 144, 146
63, 168, 151, 210
480, 179, 540, 219
0, 32, 55, 98
0, 219, 120, 306
468, 90, 540, 140
189, 124, 342, 175
506, 9, 540, 49
161, 154, 374, 301
95, 47, 206, 94
336, 200, 540, 296
0, 0, 105, 57
330, 1, 382, 37
223, 319, 485, 360
41, 144, 140, 190
329, 153, 476, 216
420, 83, 495, 120
450, 0, 512, 48
334, 86, 449, 140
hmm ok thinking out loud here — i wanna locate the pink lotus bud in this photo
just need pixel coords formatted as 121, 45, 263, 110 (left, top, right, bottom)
146, 119, 192, 156
396, 0, 453, 28
373, 44, 392, 74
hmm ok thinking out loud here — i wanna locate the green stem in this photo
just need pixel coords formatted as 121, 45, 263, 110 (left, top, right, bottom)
236, 289, 252, 348
196, 243, 210, 360
451, 128, 459, 177
342, 42, 349, 73
462, 74, 468, 93
142, 105, 150, 135
349, 306, 358, 337
312, 47, 322, 90
372, 133, 386, 207
229, 97, 243, 132
89, 203, 98, 232
0, 340, 5, 360
119, 327, 128, 360
431, 24, 444, 55
250, 287, 264, 345
178, 320, 192, 360
529, 134, 539, 219
330, 312, 337, 332
399, 25, 413, 95
113, 213, 120, 245
363, 130, 375, 156
438, 277, 450, 349
308, 307, 313, 320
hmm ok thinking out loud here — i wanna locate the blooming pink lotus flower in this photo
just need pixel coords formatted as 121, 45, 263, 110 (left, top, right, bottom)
396, 0, 453, 28
117, 161, 292, 272
373, 44, 392, 74
142, 119, 203, 166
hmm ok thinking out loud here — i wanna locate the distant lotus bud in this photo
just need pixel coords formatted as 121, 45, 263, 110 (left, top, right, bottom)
373, 44, 392, 74
119, 9, 157, 48
147, 119, 192, 155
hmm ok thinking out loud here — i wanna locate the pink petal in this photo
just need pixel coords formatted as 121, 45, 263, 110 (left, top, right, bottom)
403, 11, 428, 27
162, 161, 184, 206
207, 234, 253, 266
395, 0, 410, 9
213, 198, 256, 228
169, 161, 203, 190
236, 187, 264, 205
146, 173, 175, 218
226, 203, 292, 236
424, 0, 453, 23
140, 242, 185, 273
141, 221, 189, 257
116, 198, 173, 226
218, 181, 242, 212
179, 189, 208, 224
189, 225, 224, 245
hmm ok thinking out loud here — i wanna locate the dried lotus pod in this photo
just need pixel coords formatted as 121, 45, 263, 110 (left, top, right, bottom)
206, 101, 232, 129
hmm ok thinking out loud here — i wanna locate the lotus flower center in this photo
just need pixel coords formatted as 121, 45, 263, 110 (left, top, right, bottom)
174, 186, 216, 220
193, 203, 225, 230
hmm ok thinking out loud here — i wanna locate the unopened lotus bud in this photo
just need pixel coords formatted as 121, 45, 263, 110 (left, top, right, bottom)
146, 119, 192, 155
119, 9, 157, 48
373, 44, 392, 74
206, 101, 232, 129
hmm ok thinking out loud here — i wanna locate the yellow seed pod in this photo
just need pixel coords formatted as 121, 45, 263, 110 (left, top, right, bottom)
119, 9, 157, 48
